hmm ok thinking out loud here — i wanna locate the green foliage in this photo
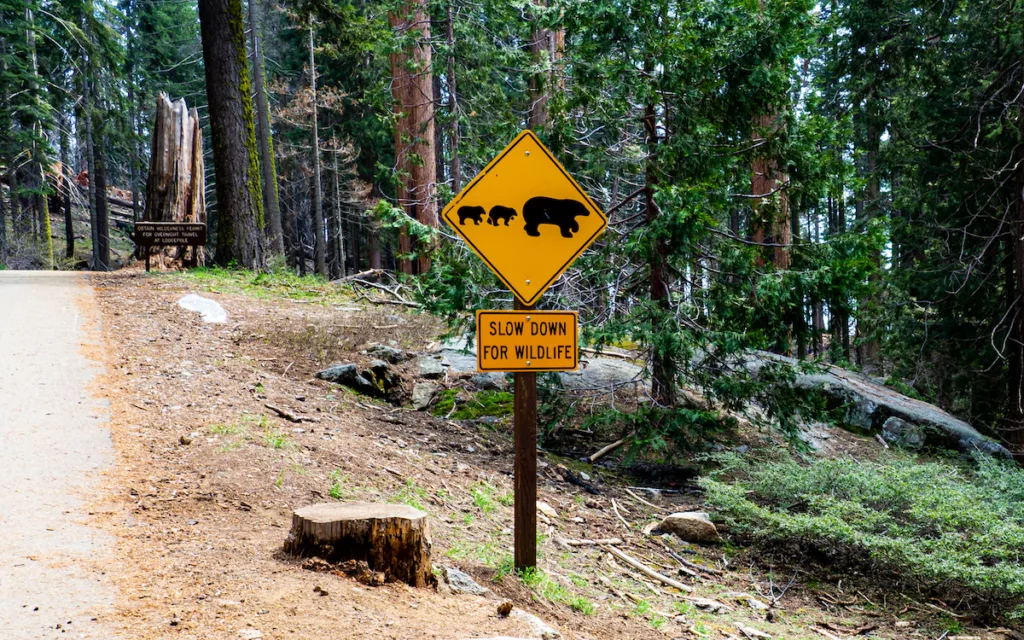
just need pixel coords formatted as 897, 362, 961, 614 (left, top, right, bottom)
518, 567, 596, 615
166, 266, 354, 304
431, 390, 513, 421
702, 452, 1024, 617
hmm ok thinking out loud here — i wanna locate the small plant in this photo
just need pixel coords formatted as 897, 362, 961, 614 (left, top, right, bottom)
517, 568, 595, 615
471, 482, 498, 515
263, 426, 290, 449
392, 478, 428, 511
328, 470, 350, 500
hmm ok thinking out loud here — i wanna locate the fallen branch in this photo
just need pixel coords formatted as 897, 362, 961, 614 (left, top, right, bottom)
810, 627, 845, 640
265, 403, 320, 423
624, 487, 668, 512
601, 545, 693, 593
611, 499, 632, 532
589, 434, 632, 463
565, 538, 624, 547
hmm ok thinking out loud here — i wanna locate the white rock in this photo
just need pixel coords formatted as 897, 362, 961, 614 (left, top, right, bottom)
537, 501, 559, 519
178, 294, 227, 323
511, 610, 561, 640
237, 630, 262, 640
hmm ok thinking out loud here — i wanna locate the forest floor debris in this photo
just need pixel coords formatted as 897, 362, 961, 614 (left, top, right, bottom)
84, 268, 1018, 639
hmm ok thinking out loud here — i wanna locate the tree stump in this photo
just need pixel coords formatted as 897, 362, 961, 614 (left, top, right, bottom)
284, 502, 432, 588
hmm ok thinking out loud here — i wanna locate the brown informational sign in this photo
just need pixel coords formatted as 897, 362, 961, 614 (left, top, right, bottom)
134, 222, 207, 247
476, 310, 578, 372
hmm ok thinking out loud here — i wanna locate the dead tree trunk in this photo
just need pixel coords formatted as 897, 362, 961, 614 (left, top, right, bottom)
309, 24, 327, 278
284, 502, 432, 588
142, 93, 207, 266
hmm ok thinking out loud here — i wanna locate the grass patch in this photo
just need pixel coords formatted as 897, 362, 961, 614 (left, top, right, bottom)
263, 425, 291, 449
328, 470, 351, 500
392, 478, 428, 511
519, 567, 596, 615
165, 265, 355, 305
431, 390, 514, 421
702, 452, 1024, 620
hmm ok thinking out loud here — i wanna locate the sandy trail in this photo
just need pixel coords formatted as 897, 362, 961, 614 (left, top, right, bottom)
0, 271, 118, 639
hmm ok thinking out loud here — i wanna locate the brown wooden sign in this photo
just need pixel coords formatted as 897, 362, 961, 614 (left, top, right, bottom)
134, 222, 207, 247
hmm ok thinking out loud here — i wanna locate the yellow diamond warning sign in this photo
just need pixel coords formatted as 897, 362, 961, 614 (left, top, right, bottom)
476, 310, 578, 372
443, 130, 608, 306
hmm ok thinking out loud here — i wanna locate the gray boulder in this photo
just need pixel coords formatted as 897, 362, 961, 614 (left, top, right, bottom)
558, 358, 644, 390
442, 566, 488, 595
315, 363, 386, 397
882, 416, 924, 449
412, 382, 439, 411
748, 352, 1011, 458
654, 511, 720, 544
470, 373, 507, 391
367, 344, 410, 364
417, 357, 445, 379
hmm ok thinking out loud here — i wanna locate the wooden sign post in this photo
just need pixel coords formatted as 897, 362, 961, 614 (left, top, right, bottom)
442, 131, 607, 571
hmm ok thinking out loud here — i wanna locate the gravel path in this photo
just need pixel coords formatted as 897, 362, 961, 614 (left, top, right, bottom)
0, 271, 118, 638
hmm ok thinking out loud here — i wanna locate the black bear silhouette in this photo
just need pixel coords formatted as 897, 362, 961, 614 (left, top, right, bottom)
488, 205, 517, 226
522, 197, 590, 238
457, 205, 485, 225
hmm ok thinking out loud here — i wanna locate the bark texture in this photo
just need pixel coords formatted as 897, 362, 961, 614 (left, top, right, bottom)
284, 502, 432, 588
142, 94, 207, 265
249, 0, 283, 255
389, 0, 437, 274
198, 0, 266, 270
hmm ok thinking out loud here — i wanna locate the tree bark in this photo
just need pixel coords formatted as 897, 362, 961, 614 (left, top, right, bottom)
389, 0, 437, 275
249, 0, 284, 255
198, 0, 266, 270
645, 99, 675, 408
309, 25, 327, 278
446, 3, 460, 193
83, 67, 100, 270
1006, 87, 1024, 457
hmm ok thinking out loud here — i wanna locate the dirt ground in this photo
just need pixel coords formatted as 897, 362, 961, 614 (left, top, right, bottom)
87, 269, 1018, 640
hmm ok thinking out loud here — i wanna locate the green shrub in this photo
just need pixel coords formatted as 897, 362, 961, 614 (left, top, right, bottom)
701, 452, 1024, 620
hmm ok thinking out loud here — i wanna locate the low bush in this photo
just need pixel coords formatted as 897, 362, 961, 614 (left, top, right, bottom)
701, 452, 1024, 621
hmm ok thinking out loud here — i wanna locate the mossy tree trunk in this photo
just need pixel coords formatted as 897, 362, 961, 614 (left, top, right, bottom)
249, 0, 283, 256
198, 0, 267, 270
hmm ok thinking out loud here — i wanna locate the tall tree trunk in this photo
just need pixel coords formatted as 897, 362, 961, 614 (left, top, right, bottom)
389, 0, 437, 275
1006, 89, 1024, 457
644, 99, 675, 408
198, 0, 267, 270
446, 3, 460, 193
309, 25, 327, 278
25, 5, 52, 266
858, 108, 883, 373
527, 1, 562, 130
128, 59, 141, 222
83, 68, 100, 270
93, 122, 110, 271
60, 115, 74, 259
333, 151, 346, 277
250, 0, 283, 255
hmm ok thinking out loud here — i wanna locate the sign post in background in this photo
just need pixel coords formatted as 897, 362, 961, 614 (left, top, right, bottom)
443, 130, 607, 571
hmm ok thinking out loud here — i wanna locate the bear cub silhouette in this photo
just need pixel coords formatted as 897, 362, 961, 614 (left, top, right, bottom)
457, 205, 485, 225
488, 206, 517, 226
522, 197, 590, 238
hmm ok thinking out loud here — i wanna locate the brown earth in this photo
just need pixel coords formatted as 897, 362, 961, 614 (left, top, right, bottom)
87, 269, 1015, 640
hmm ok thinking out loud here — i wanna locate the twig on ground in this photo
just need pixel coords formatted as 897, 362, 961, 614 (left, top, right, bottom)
624, 487, 668, 512
601, 544, 693, 592
565, 538, 624, 546
611, 499, 632, 531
